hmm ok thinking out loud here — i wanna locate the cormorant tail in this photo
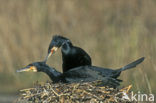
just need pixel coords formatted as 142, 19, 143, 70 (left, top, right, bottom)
118, 57, 145, 72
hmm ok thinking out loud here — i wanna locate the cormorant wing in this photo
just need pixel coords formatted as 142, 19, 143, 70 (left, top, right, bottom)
61, 66, 120, 88
75, 46, 92, 65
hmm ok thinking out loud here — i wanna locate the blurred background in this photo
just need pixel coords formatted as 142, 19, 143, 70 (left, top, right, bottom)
0, 0, 156, 102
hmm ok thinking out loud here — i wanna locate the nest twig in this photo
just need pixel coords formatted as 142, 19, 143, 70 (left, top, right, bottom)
16, 81, 134, 103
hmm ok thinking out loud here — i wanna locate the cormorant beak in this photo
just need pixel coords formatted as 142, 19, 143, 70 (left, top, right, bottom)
17, 66, 37, 72
50, 46, 58, 54
44, 46, 58, 62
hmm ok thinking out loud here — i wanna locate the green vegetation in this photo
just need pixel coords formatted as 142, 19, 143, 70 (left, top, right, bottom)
0, 0, 155, 97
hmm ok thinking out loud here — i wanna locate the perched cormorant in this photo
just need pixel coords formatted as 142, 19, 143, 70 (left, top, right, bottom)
17, 62, 120, 88
17, 57, 144, 88
44, 35, 92, 72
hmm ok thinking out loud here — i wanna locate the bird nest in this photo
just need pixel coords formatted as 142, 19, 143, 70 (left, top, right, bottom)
16, 81, 134, 103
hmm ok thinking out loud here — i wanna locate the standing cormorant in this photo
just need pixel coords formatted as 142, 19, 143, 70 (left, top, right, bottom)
44, 35, 92, 72
17, 57, 144, 88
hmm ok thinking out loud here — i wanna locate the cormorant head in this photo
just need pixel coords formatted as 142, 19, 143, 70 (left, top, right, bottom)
44, 35, 70, 62
17, 62, 47, 72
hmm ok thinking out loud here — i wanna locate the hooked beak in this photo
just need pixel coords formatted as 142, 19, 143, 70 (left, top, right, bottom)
44, 46, 58, 62
17, 66, 37, 72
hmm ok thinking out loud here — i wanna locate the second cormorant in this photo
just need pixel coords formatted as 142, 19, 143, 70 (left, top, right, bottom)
44, 35, 92, 73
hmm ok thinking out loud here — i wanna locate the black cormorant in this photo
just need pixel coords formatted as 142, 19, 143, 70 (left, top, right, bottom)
17, 57, 144, 88
44, 35, 92, 73
17, 62, 120, 88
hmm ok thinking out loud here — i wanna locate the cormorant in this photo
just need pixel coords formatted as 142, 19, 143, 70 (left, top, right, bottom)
17, 57, 144, 88
44, 35, 92, 72
17, 62, 120, 88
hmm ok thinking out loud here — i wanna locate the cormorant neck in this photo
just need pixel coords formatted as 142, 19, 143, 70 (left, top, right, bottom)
40, 65, 61, 82
61, 41, 73, 54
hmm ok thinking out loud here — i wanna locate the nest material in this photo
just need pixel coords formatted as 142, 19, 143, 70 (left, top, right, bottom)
16, 81, 134, 103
